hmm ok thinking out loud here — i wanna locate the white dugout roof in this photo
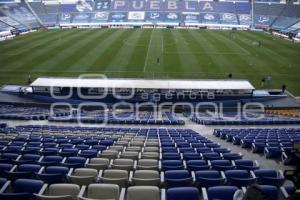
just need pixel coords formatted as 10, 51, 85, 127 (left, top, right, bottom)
30, 77, 255, 90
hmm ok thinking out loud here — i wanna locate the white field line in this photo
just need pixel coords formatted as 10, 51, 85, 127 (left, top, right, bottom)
161, 36, 164, 53
143, 31, 153, 73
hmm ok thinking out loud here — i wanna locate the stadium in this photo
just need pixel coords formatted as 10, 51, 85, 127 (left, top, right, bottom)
0, 0, 300, 199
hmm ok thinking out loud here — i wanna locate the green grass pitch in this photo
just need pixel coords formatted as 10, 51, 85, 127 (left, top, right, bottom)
0, 28, 300, 95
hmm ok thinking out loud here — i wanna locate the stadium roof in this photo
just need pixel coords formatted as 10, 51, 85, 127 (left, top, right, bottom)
30, 77, 255, 90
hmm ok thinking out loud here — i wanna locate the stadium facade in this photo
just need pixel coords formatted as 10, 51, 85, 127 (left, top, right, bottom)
0, 0, 299, 35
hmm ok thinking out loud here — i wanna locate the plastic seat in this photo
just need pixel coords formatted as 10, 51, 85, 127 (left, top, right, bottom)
257, 185, 278, 200
129, 141, 144, 147
164, 170, 193, 188
99, 150, 119, 159
202, 152, 222, 160
162, 160, 184, 171
203, 186, 241, 200
111, 159, 134, 171
210, 160, 235, 171
222, 153, 243, 160
68, 168, 98, 186
166, 187, 199, 200
78, 183, 121, 200
280, 185, 296, 199
186, 160, 210, 171
213, 148, 231, 154
234, 159, 260, 170
100, 169, 129, 188
78, 150, 98, 158
13, 154, 41, 165
224, 170, 256, 187
136, 159, 159, 170
109, 145, 125, 152
182, 152, 202, 160
37, 155, 63, 166
35, 183, 82, 200
126, 186, 160, 200
0, 178, 44, 200
3, 164, 41, 180
131, 170, 160, 186
0, 153, 19, 164
120, 151, 139, 160
143, 147, 159, 152
252, 143, 267, 153
40, 148, 59, 156
62, 156, 87, 168
59, 148, 79, 157
141, 152, 160, 160
264, 147, 282, 158
195, 170, 226, 188
86, 158, 110, 171
91, 145, 107, 151
254, 169, 284, 186
0, 163, 13, 176
37, 166, 69, 184
162, 153, 181, 160
75, 144, 90, 150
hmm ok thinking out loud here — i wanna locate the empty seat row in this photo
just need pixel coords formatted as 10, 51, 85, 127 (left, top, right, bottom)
0, 178, 287, 200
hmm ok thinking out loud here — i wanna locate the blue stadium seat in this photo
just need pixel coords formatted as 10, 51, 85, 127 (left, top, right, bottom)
202, 152, 222, 160
61, 156, 87, 168
224, 170, 257, 187
3, 164, 41, 180
40, 147, 59, 156
202, 186, 241, 200
0, 179, 44, 200
186, 160, 210, 171
164, 170, 193, 188
37, 166, 69, 184
0, 164, 13, 176
37, 155, 63, 166
59, 148, 79, 157
162, 153, 181, 160
0, 153, 20, 164
234, 159, 260, 170
182, 152, 202, 161
78, 149, 98, 158
210, 160, 235, 171
13, 154, 41, 165
195, 170, 226, 188
166, 187, 199, 200
257, 185, 278, 200
222, 153, 243, 160
162, 160, 184, 171
254, 169, 284, 186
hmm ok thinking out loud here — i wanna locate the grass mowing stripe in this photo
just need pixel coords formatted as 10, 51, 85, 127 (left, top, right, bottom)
208, 31, 253, 76
124, 29, 151, 73
29, 29, 96, 72
237, 31, 289, 75
55, 29, 111, 72
10, 29, 85, 72
107, 29, 144, 71
0, 30, 60, 51
161, 29, 183, 77
74, 29, 123, 72
87, 29, 134, 72
143, 29, 153, 73
175, 29, 206, 74
0, 30, 78, 72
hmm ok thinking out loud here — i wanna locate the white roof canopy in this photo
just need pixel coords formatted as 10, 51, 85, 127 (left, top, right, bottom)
30, 77, 255, 90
